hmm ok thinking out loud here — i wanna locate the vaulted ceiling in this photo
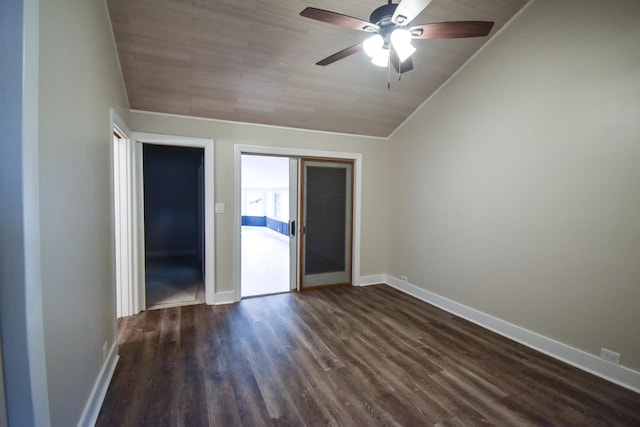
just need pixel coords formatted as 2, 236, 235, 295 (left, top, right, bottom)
107, 0, 529, 137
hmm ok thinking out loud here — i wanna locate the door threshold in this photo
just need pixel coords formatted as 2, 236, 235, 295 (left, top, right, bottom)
146, 299, 205, 310
300, 283, 352, 291
241, 290, 291, 300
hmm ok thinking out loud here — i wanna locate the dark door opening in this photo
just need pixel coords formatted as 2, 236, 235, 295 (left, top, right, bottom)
143, 144, 205, 308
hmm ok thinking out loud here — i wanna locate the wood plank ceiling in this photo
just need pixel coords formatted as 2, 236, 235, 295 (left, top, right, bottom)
107, 0, 530, 137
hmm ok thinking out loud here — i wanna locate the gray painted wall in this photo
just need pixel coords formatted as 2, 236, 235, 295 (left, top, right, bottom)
388, 0, 640, 371
0, 0, 50, 425
38, 0, 129, 425
0, 342, 6, 427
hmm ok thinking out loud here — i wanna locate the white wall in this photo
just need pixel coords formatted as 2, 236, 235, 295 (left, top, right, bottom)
130, 112, 389, 292
241, 155, 290, 220
388, 0, 640, 372
38, 0, 129, 425
242, 155, 290, 189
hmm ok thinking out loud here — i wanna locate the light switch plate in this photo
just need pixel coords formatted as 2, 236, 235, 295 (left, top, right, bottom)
214, 203, 225, 214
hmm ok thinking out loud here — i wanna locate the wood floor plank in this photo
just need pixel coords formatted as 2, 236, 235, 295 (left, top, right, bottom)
140, 308, 183, 426
308, 294, 454, 424
178, 305, 209, 426
96, 285, 640, 426
221, 307, 275, 427
253, 316, 338, 426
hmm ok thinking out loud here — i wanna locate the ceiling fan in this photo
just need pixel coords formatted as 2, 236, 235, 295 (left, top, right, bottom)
300, 0, 494, 77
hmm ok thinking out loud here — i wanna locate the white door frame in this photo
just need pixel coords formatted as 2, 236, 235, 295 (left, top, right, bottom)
289, 158, 299, 291
110, 109, 135, 317
132, 132, 215, 307
233, 144, 363, 302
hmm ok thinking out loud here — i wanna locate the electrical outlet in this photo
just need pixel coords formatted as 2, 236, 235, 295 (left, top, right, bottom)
400, 275, 408, 282
600, 347, 621, 365
103, 341, 109, 361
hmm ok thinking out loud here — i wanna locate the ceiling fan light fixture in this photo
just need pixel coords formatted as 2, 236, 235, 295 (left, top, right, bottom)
363, 34, 384, 58
371, 48, 389, 67
390, 28, 416, 62
395, 42, 416, 62
300, 1, 496, 78
391, 28, 412, 46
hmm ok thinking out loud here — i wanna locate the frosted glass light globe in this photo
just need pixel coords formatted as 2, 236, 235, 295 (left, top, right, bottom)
363, 34, 384, 58
390, 28, 416, 62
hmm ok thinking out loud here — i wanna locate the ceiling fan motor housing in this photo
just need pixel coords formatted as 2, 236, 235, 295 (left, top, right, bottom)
369, 3, 398, 27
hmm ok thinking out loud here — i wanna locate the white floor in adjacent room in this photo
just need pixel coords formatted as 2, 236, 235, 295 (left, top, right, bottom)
241, 226, 290, 298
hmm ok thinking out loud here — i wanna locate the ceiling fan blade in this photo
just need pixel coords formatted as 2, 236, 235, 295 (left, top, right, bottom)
409, 21, 495, 39
301, 7, 378, 32
390, 48, 414, 74
316, 42, 364, 66
392, 0, 433, 26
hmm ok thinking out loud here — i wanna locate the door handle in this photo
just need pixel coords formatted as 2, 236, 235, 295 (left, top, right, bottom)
290, 220, 296, 237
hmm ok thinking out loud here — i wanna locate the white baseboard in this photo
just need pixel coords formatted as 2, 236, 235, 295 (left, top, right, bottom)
214, 290, 236, 305
384, 275, 640, 394
77, 341, 119, 427
354, 274, 386, 286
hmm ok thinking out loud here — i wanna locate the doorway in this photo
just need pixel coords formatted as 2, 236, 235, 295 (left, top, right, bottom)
142, 144, 205, 308
236, 152, 359, 300
240, 155, 296, 297
234, 145, 362, 302
122, 132, 215, 311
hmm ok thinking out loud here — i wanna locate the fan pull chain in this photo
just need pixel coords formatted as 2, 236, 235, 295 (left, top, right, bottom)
387, 57, 391, 89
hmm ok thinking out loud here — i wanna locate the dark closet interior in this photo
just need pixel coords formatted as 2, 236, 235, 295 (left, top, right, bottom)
143, 144, 204, 307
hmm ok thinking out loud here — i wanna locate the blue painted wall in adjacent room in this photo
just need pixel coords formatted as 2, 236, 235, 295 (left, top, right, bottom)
242, 215, 267, 227
242, 216, 288, 236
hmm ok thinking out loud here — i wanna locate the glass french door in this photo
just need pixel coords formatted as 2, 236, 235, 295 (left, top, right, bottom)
300, 159, 353, 289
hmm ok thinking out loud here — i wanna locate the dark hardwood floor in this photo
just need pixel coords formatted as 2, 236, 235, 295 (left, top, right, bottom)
96, 285, 640, 426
